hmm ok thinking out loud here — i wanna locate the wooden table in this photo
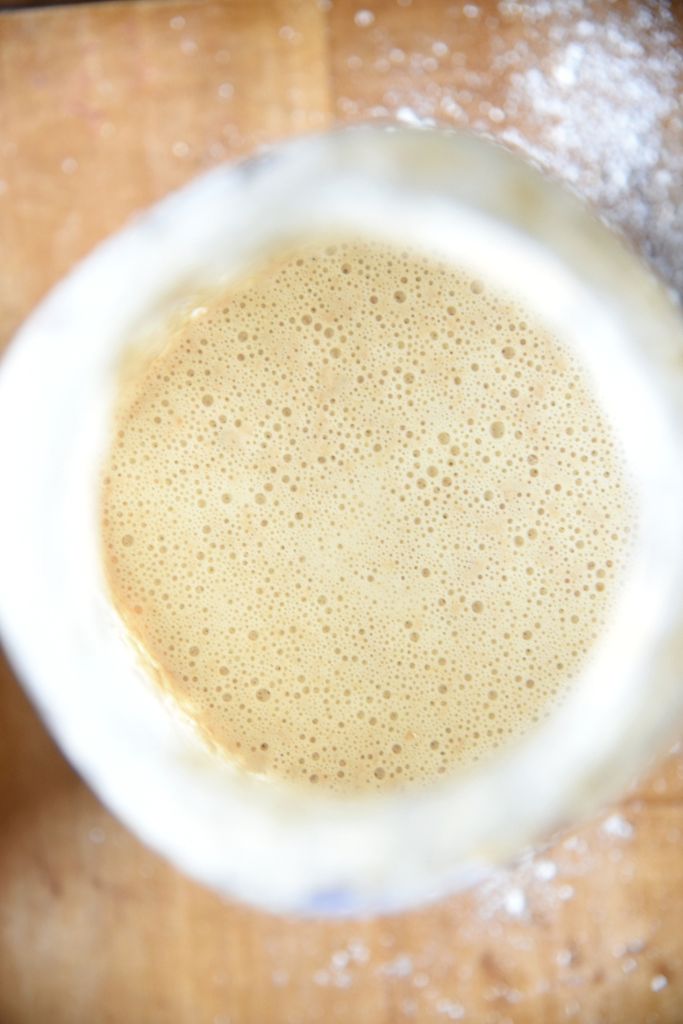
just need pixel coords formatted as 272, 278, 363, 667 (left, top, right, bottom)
1, 2, 682, 1021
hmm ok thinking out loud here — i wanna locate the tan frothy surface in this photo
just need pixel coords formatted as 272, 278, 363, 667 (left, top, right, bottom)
101, 239, 632, 794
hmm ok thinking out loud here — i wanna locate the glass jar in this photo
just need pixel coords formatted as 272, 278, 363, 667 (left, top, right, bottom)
1, 125, 682, 914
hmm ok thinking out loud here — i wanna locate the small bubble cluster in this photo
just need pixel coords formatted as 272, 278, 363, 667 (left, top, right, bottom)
101, 239, 633, 794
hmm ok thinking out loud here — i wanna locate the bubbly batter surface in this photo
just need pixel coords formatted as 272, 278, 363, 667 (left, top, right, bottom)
102, 239, 632, 793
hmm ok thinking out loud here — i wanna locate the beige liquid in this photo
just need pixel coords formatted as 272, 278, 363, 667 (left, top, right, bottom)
101, 239, 632, 794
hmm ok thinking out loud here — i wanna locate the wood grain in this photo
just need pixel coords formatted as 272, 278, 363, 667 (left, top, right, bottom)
1, 2, 682, 1022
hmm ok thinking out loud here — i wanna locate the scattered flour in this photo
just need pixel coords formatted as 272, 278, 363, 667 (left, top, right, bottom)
332, 0, 683, 298
354, 9, 375, 28
602, 813, 635, 840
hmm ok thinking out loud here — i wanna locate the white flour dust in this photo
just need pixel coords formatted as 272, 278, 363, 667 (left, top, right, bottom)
332, 0, 683, 297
